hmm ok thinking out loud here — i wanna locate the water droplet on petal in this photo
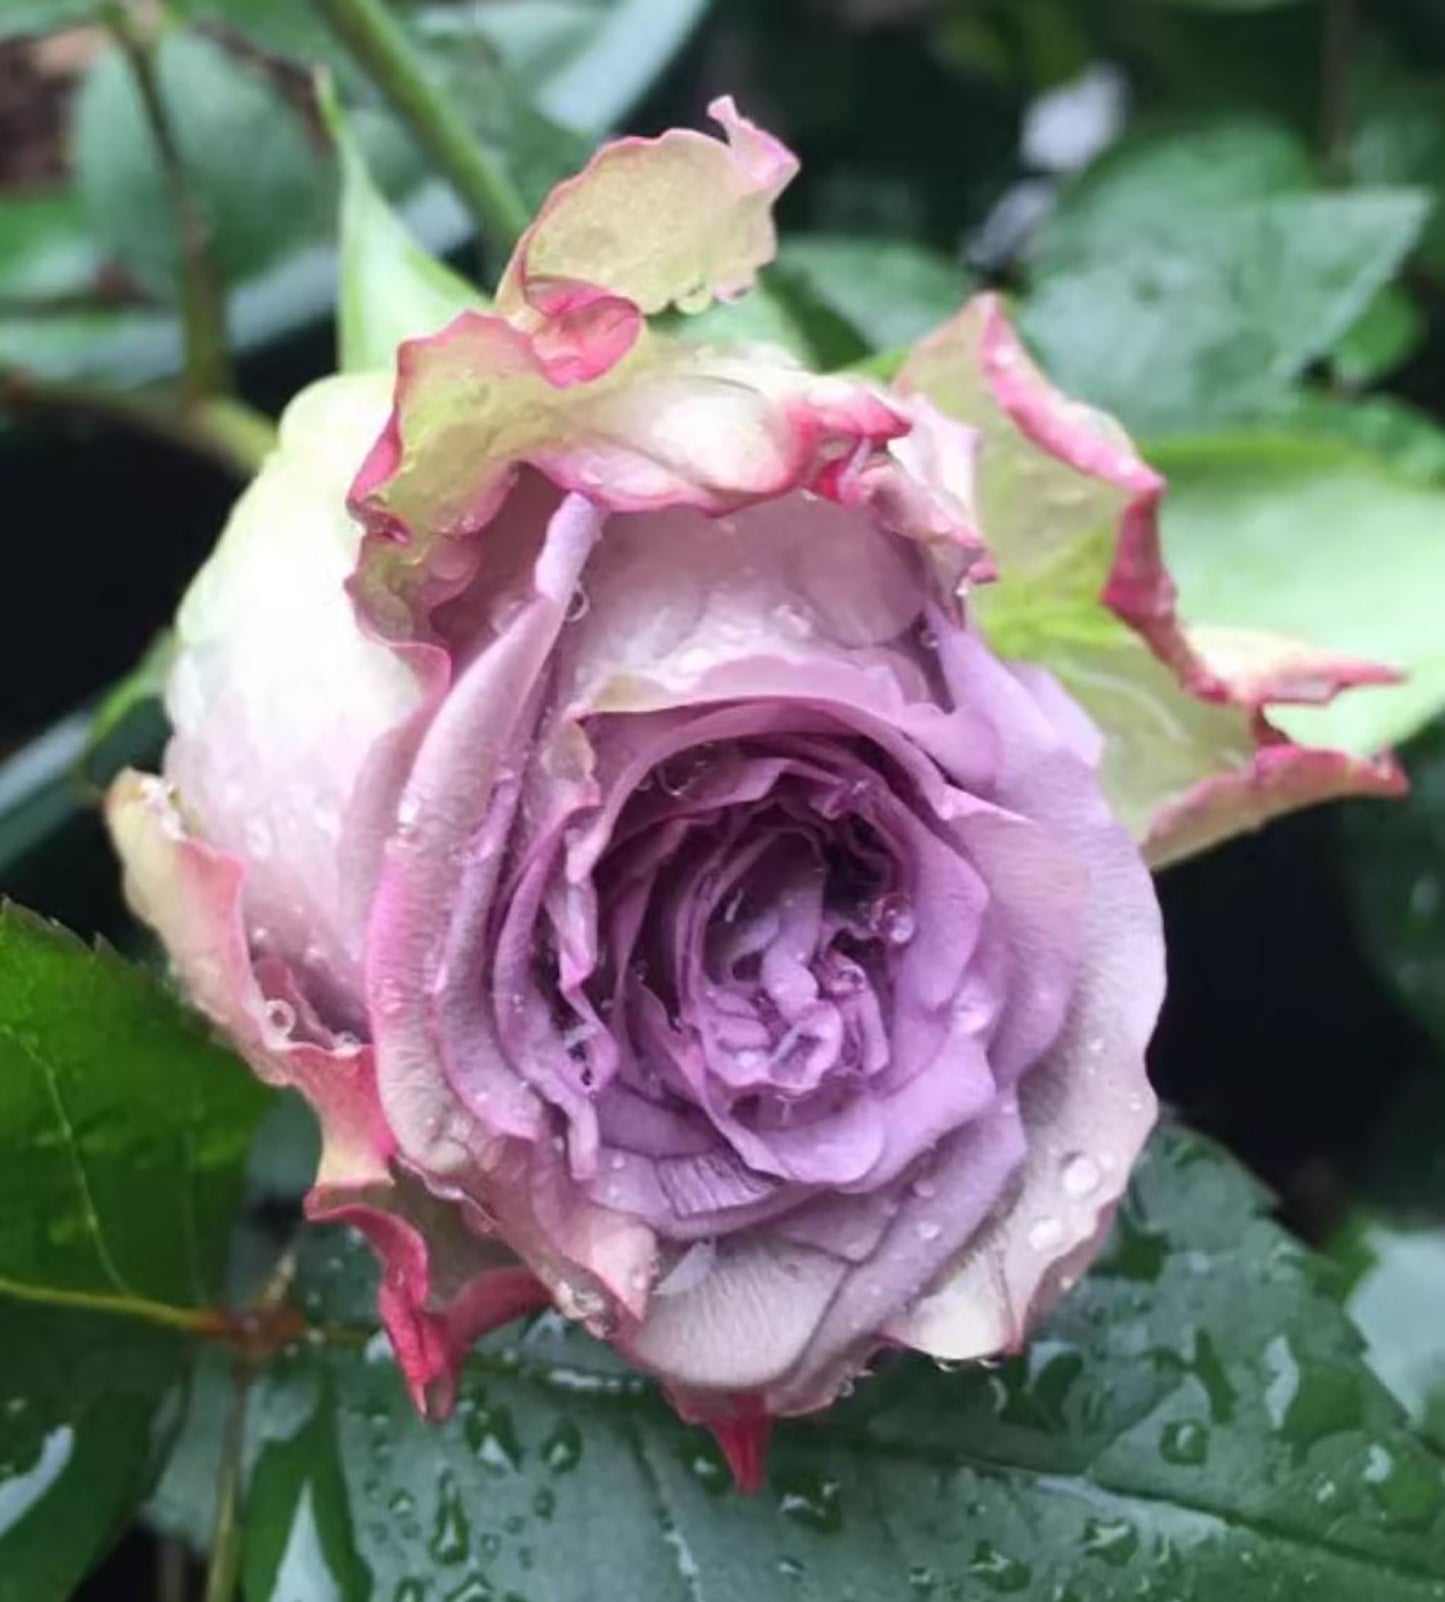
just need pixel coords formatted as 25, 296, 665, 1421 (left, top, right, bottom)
1028, 1216, 1064, 1251
1060, 1153, 1101, 1199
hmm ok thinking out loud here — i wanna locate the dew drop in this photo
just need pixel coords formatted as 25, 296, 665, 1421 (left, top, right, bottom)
1027, 1216, 1064, 1251
1159, 1418, 1209, 1466
540, 1419, 583, 1474
1060, 1153, 1100, 1199
1081, 1517, 1138, 1567
428, 1470, 470, 1564
969, 1540, 1031, 1593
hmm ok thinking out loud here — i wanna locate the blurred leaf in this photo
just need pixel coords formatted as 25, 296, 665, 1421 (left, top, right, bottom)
0, 0, 96, 36
1133, 0, 1308, 9
234, 1129, 1445, 1601
320, 78, 484, 373
1156, 431, 1445, 754
72, 31, 333, 302
1353, 68, 1445, 276
519, 0, 712, 137
1340, 717, 1445, 1054
0, 903, 270, 1307
776, 235, 971, 353
1338, 1216, 1445, 1451
1263, 392, 1445, 485
1028, 116, 1315, 270
1024, 188, 1430, 434
0, 307, 180, 384
1332, 285, 1427, 389
0, 191, 100, 305
671, 279, 818, 361
0, 1305, 182, 1602
141, 1342, 231, 1552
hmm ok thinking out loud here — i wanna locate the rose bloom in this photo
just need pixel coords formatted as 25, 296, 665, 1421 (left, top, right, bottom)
109, 102, 1398, 1483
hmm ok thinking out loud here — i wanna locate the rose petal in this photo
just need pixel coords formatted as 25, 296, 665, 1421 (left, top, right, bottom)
497, 96, 798, 320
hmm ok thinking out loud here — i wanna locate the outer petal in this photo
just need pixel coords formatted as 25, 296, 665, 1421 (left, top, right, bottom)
894, 293, 1402, 862
105, 772, 542, 1416
886, 637, 1162, 1361
350, 312, 911, 641
496, 96, 797, 319
163, 374, 423, 993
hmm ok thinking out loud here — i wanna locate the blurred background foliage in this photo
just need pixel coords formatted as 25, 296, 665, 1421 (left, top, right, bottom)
6, 1, 1445, 1597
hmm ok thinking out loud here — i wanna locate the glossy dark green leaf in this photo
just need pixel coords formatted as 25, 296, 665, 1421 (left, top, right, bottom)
0, 1305, 183, 1602
1341, 717, 1445, 1053
0, 903, 270, 1306
1024, 188, 1430, 435
72, 32, 332, 302
239, 1130, 1445, 1601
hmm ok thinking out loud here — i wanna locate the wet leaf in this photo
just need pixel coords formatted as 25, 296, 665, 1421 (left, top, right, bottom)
0, 1305, 182, 1602
0, 903, 270, 1306
237, 1130, 1445, 1600
1157, 431, 1445, 755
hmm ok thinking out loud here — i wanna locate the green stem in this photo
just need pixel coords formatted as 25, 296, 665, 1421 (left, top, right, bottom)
313, 0, 531, 263
0, 371, 273, 476
102, 2, 234, 401
203, 1363, 252, 1602
0, 1273, 226, 1337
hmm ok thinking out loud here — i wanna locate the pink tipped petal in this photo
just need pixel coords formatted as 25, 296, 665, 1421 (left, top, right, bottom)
1183, 623, 1403, 708
896, 291, 1180, 663
896, 293, 1405, 860
1145, 739, 1406, 870
350, 312, 911, 642
106, 770, 392, 1189
705, 1411, 774, 1495
311, 1188, 550, 1419
497, 96, 797, 321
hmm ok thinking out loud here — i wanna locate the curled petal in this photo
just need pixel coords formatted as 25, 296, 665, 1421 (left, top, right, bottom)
896, 293, 1404, 859
1144, 737, 1405, 870
350, 312, 909, 641
497, 96, 797, 320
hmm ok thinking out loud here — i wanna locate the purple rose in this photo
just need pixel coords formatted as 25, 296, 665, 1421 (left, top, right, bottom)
111, 100, 1388, 1484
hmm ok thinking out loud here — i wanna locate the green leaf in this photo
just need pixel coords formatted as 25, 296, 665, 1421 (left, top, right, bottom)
1353, 69, 1445, 277
72, 31, 332, 302
1338, 1216, 1445, 1454
1333, 285, 1426, 389
1339, 716, 1445, 1052
1023, 188, 1431, 435
236, 1130, 1445, 1600
0, 1305, 182, 1602
1156, 431, 1445, 753
0, 190, 100, 304
1028, 116, 1316, 271
774, 235, 971, 355
0, 904, 270, 1308
320, 78, 485, 374
0, 0, 97, 37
